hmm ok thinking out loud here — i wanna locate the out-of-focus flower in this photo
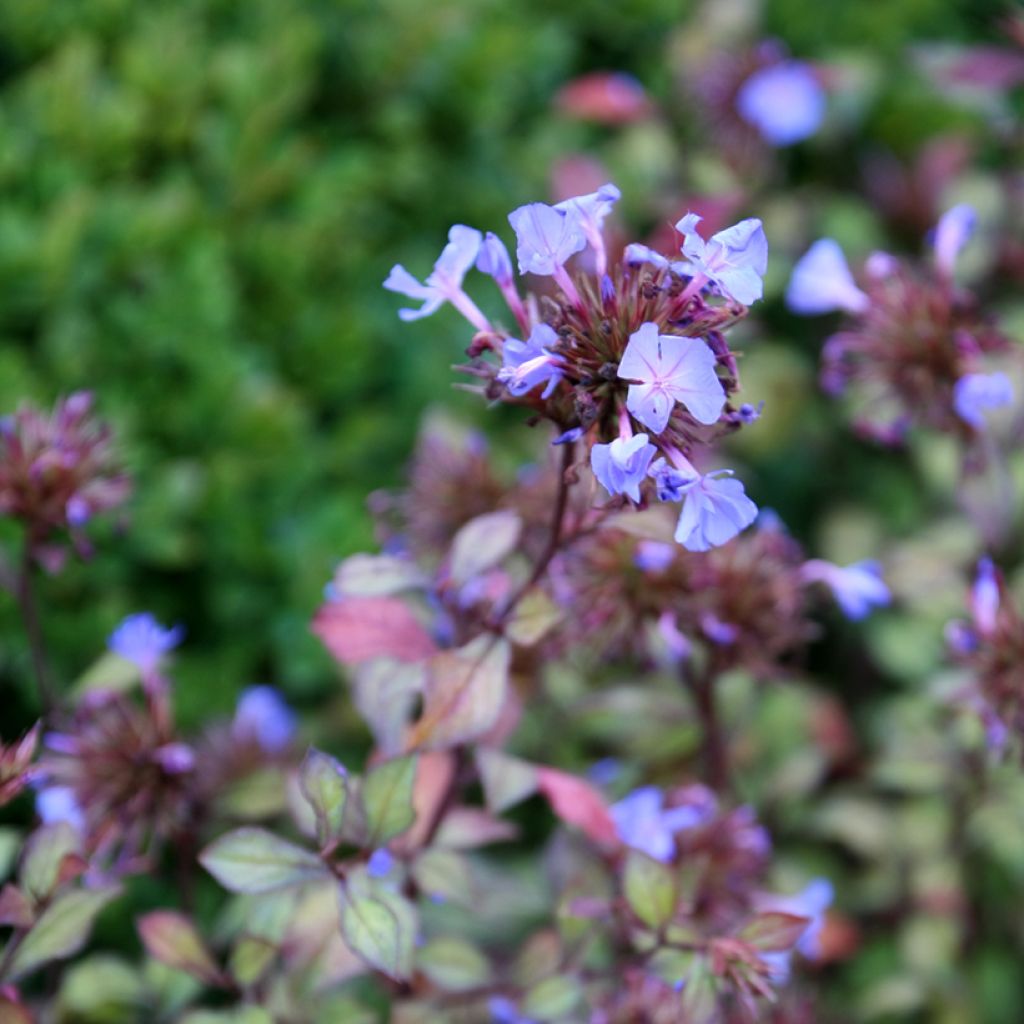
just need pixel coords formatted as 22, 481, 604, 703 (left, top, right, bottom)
367, 848, 394, 878
618, 322, 726, 433
555, 71, 651, 124
232, 686, 296, 754
736, 61, 826, 145
498, 324, 564, 398
108, 613, 184, 676
36, 785, 86, 831
384, 225, 489, 330
786, 239, 870, 315
801, 560, 891, 620
971, 557, 1000, 636
672, 471, 759, 552
634, 540, 676, 573
611, 785, 710, 862
953, 371, 1014, 430
933, 203, 976, 277
508, 202, 585, 276
676, 214, 768, 305
591, 434, 657, 502
476, 231, 514, 287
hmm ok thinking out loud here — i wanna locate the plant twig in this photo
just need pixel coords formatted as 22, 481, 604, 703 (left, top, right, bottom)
15, 538, 57, 716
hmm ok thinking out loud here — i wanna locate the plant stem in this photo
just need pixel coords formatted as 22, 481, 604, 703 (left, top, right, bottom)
15, 538, 57, 716
683, 665, 729, 794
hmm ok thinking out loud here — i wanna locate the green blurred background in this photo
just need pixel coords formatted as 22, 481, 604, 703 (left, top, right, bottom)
0, 0, 1017, 728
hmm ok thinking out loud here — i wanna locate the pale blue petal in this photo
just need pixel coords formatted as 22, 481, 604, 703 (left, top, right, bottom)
786, 239, 868, 315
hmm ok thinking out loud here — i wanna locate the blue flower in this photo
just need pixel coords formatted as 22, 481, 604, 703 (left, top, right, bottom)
554, 182, 621, 276
108, 613, 184, 674
676, 214, 768, 306
590, 433, 657, 502
488, 997, 537, 1024
648, 458, 697, 503
672, 471, 758, 552
786, 239, 869, 316
971, 557, 1000, 636
384, 225, 489, 330
36, 785, 85, 832
476, 231, 514, 288
498, 324, 563, 398
801, 560, 891, 620
736, 61, 826, 146
624, 242, 671, 270
507, 202, 585, 276
611, 786, 711, 861
933, 204, 976, 277
618, 322, 726, 434
953, 371, 1014, 431
367, 848, 394, 878
232, 686, 297, 753
633, 540, 676, 573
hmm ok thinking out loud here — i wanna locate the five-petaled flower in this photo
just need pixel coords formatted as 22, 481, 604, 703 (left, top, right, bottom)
507, 202, 585, 277
736, 61, 826, 146
590, 434, 657, 502
786, 238, 869, 316
108, 612, 184, 675
610, 785, 711, 862
617, 322, 725, 434
667, 468, 759, 552
676, 213, 768, 305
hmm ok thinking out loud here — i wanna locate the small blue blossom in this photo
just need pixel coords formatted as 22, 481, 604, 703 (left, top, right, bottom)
590, 433, 657, 502
554, 182, 621, 276
700, 612, 738, 645
801, 560, 891, 620
498, 324, 563, 398
36, 785, 85, 831
489, 997, 537, 1024
736, 61, 826, 146
611, 786, 711, 862
551, 427, 584, 445
933, 204, 976, 277
738, 401, 763, 424
367, 848, 394, 878
587, 757, 622, 786
384, 225, 489, 330
618, 322, 726, 434
656, 609, 692, 663
648, 458, 697, 503
786, 239, 869, 316
672, 471, 759, 552
634, 540, 676, 573
476, 231, 514, 288
676, 214, 768, 306
233, 685, 297, 753
953, 372, 1014, 431
108, 613, 184, 675
971, 557, 1000, 636
507, 202, 585, 276
65, 495, 91, 526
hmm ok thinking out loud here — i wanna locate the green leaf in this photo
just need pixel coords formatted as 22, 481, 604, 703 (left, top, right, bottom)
199, 828, 326, 894
337, 869, 417, 981
449, 510, 521, 586
623, 850, 677, 930
363, 755, 418, 846
229, 935, 277, 987
417, 937, 491, 992
137, 911, 224, 986
352, 659, 424, 757
410, 849, 474, 907
505, 587, 563, 647
410, 636, 511, 749
330, 554, 427, 597
520, 975, 583, 1021
476, 748, 539, 813
21, 822, 81, 902
56, 955, 145, 1021
678, 954, 718, 1023
6, 886, 120, 982
299, 749, 350, 848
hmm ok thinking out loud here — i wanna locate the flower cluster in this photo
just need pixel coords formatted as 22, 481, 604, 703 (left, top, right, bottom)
0, 392, 130, 563
788, 206, 1016, 444
386, 187, 767, 552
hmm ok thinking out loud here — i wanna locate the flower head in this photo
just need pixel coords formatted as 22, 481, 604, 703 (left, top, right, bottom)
384, 225, 489, 330
507, 202, 585, 276
801, 559, 891, 620
786, 239, 869, 315
933, 204, 976, 277
736, 61, 826, 146
953, 371, 1014, 431
676, 214, 768, 305
232, 686, 296, 753
617, 322, 726, 434
498, 324, 563, 398
672, 471, 759, 552
108, 613, 184, 675
590, 434, 657, 502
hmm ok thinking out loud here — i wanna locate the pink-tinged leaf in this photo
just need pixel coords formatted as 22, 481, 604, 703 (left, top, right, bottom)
537, 768, 619, 847
433, 808, 519, 849
737, 911, 811, 952
554, 72, 653, 124
137, 911, 225, 987
0, 884, 34, 928
311, 597, 437, 667
395, 751, 455, 853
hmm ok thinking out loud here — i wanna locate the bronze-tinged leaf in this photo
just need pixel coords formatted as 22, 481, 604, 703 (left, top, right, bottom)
137, 911, 225, 987
536, 767, 619, 847
311, 598, 437, 667
737, 911, 811, 952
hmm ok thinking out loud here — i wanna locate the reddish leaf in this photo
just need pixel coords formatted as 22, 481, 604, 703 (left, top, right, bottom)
394, 751, 455, 853
137, 910, 225, 986
0, 884, 34, 928
312, 597, 436, 667
737, 912, 811, 953
536, 767, 619, 847
554, 72, 652, 124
